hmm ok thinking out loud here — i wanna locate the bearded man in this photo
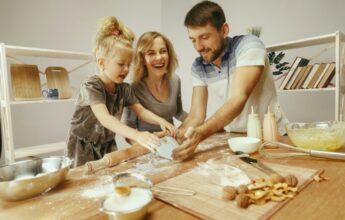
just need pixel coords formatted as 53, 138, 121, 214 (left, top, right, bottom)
173, 1, 288, 160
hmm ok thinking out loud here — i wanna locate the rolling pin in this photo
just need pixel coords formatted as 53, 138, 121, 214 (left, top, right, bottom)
85, 144, 149, 174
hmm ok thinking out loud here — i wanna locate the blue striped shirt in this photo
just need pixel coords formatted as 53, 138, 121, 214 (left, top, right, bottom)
190, 35, 288, 133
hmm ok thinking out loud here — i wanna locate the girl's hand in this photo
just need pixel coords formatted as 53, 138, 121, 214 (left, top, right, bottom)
134, 131, 160, 153
159, 120, 177, 138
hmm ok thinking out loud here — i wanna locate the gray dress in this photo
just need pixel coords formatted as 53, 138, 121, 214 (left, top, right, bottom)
67, 75, 138, 166
124, 74, 187, 132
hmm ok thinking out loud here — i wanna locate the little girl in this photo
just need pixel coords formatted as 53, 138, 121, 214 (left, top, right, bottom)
67, 16, 176, 166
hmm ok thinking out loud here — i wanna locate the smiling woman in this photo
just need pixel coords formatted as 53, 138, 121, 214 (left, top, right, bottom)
124, 32, 188, 138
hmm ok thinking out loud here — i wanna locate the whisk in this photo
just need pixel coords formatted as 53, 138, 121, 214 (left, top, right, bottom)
260, 141, 345, 160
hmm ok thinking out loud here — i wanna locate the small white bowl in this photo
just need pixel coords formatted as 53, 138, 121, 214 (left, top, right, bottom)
228, 137, 261, 154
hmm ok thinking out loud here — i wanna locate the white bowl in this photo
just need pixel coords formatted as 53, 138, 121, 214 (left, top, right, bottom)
228, 137, 261, 154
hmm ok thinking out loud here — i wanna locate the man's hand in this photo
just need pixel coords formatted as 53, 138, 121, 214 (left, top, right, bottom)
176, 86, 208, 143
176, 127, 187, 144
172, 127, 203, 160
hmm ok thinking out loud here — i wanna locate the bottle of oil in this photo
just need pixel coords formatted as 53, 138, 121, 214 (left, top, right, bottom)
247, 106, 262, 141
263, 106, 278, 144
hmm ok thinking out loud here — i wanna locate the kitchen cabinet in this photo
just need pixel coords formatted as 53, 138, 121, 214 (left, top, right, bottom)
0, 44, 94, 164
266, 31, 345, 121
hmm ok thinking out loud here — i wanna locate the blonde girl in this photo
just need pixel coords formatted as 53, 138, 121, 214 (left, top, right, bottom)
124, 31, 187, 138
67, 17, 176, 166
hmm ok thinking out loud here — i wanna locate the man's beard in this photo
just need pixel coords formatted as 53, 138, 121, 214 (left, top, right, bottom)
200, 38, 226, 64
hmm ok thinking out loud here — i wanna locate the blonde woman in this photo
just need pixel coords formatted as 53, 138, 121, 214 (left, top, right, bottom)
67, 18, 176, 166
124, 32, 187, 138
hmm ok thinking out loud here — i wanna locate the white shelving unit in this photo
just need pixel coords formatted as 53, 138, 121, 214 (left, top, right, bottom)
266, 31, 345, 121
0, 44, 94, 164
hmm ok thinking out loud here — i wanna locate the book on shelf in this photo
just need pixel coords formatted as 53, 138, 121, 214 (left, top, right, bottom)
302, 64, 320, 89
289, 66, 303, 89
313, 63, 330, 88
289, 66, 307, 89
285, 66, 302, 90
317, 63, 336, 88
306, 63, 327, 89
279, 57, 309, 90
295, 65, 313, 89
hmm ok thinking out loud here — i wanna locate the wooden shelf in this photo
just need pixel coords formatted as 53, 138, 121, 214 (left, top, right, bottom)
277, 87, 336, 93
4, 45, 93, 60
268, 31, 345, 122
11, 98, 76, 105
1, 43, 91, 164
266, 31, 345, 52
14, 141, 66, 159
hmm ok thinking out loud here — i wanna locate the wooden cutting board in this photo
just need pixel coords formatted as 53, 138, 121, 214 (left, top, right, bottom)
10, 64, 42, 100
155, 156, 320, 220
45, 66, 72, 99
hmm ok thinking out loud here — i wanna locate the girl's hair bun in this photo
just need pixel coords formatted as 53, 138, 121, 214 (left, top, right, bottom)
93, 16, 135, 59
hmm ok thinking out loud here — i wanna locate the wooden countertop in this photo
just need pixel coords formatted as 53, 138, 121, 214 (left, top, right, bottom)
1, 133, 345, 220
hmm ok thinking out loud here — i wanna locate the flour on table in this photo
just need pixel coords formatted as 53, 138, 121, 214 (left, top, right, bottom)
192, 158, 251, 187
80, 175, 113, 199
126, 153, 177, 174
80, 154, 176, 199
196, 132, 232, 152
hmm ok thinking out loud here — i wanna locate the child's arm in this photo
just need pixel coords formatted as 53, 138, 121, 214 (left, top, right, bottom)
91, 103, 159, 152
130, 103, 177, 137
123, 107, 138, 145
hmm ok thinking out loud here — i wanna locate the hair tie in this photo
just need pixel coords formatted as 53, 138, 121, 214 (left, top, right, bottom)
111, 29, 122, 36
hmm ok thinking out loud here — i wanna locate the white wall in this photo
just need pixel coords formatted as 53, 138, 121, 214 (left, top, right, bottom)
0, 0, 162, 52
1, 0, 345, 160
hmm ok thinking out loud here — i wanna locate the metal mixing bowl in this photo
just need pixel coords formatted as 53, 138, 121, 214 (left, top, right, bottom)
0, 156, 73, 201
286, 121, 345, 151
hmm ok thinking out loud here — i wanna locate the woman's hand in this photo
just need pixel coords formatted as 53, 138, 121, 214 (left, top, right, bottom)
159, 119, 177, 138
153, 130, 168, 138
134, 131, 160, 153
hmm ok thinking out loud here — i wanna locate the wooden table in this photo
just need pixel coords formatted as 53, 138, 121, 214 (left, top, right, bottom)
1, 133, 345, 220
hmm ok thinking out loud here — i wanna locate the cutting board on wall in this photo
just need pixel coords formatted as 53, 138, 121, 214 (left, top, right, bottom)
45, 66, 72, 99
10, 64, 42, 100
155, 156, 320, 220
